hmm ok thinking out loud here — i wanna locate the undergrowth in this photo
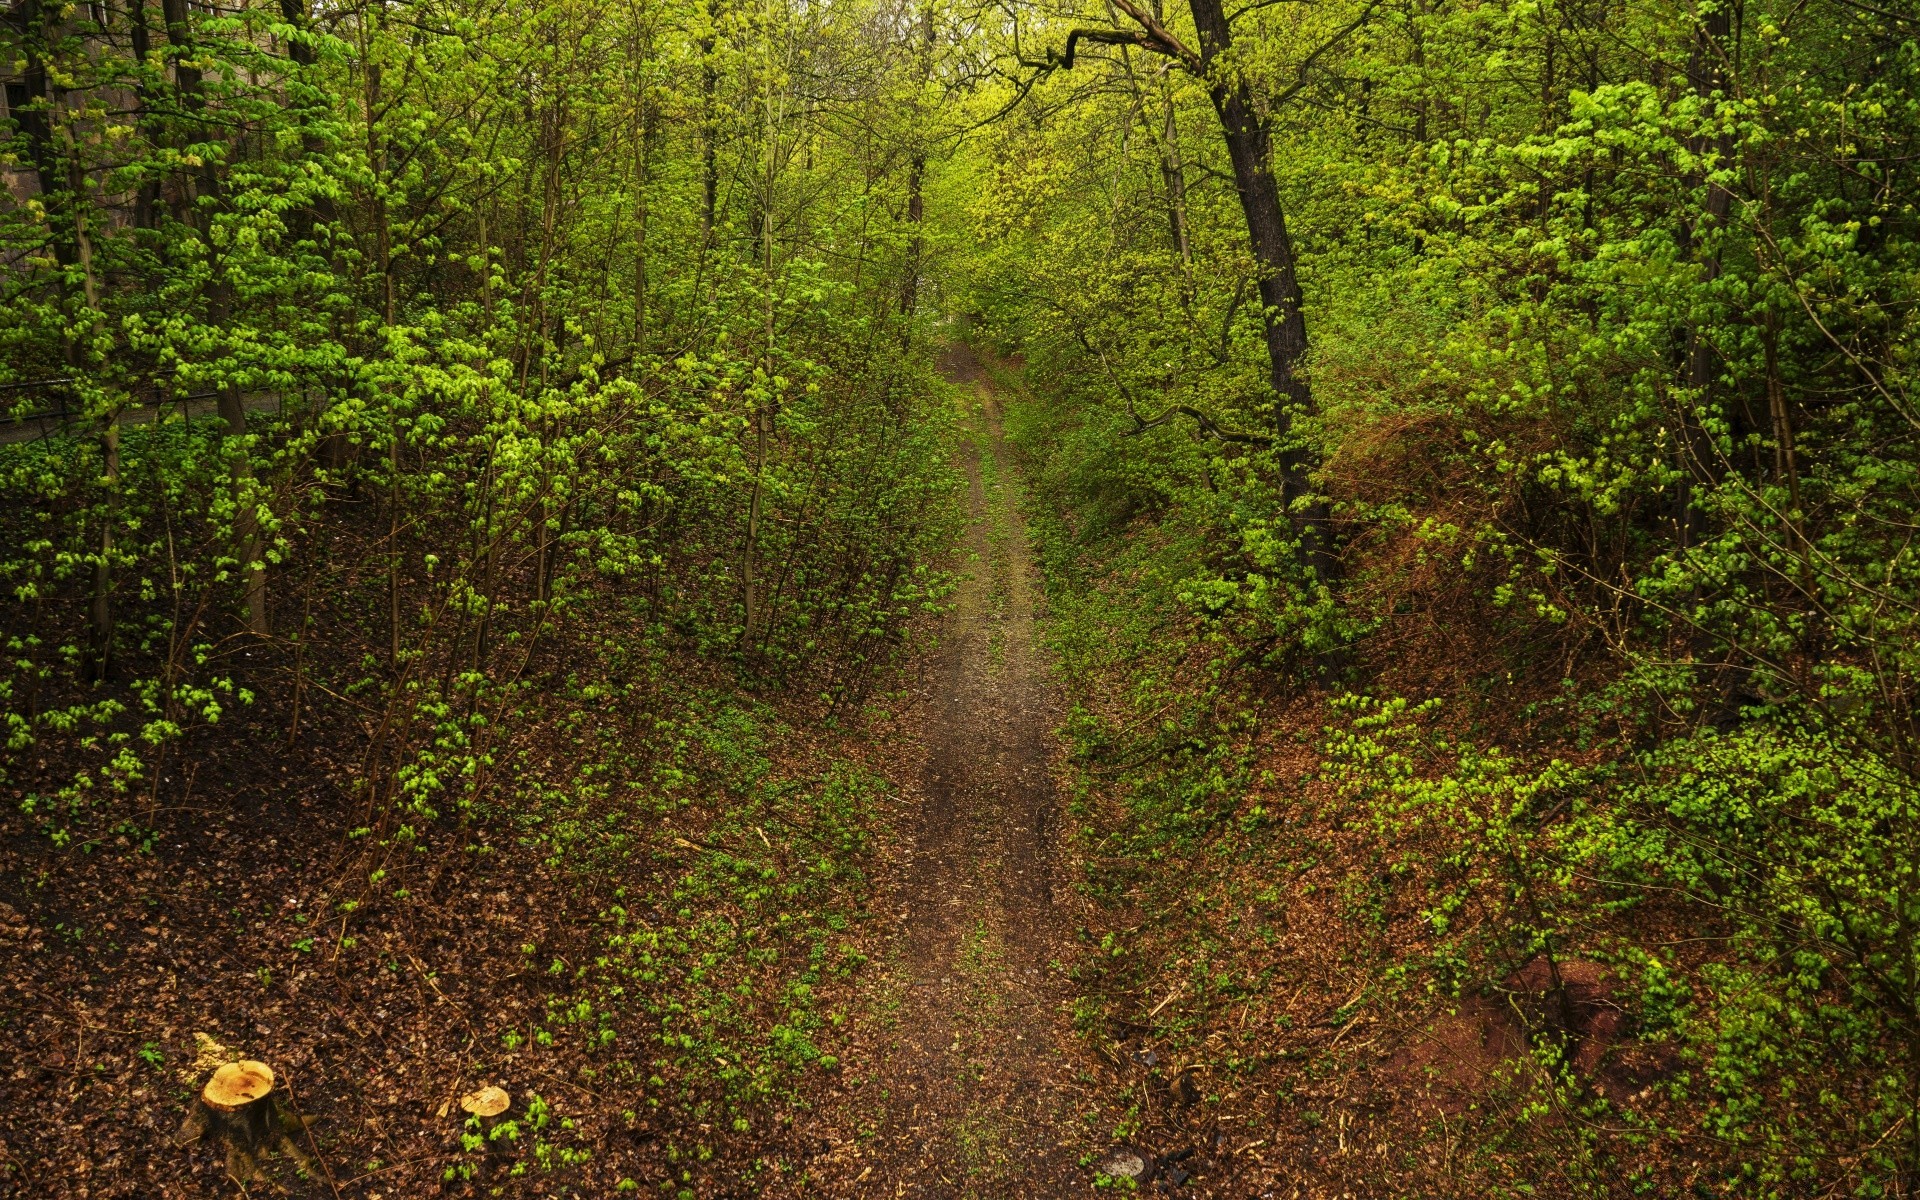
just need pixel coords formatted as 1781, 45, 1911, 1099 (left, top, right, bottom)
993, 342, 1920, 1197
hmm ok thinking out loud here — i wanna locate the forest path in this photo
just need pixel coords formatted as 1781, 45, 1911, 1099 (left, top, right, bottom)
826, 344, 1092, 1197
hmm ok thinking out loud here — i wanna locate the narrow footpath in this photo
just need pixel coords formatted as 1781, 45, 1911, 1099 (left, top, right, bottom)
824, 345, 1095, 1196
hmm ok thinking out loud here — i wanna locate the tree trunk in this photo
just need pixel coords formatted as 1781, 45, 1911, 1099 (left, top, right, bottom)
899, 2, 935, 316
88, 423, 118, 681
743, 29, 784, 648
700, 13, 719, 240
361, 34, 404, 664
52, 84, 123, 678
1120, 50, 1193, 295
1673, 0, 1735, 547
277, 0, 316, 65
1685, 1, 1734, 398
743, 407, 768, 643
1159, 89, 1193, 275
220, 385, 270, 636
1185, 0, 1333, 580
15, 3, 77, 267
128, 0, 161, 228
160, 0, 203, 101
633, 108, 651, 354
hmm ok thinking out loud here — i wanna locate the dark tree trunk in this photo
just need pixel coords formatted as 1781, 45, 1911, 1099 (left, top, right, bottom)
899, 3, 935, 316
901, 153, 926, 315
700, 27, 719, 239
1673, 0, 1736, 546
278, 0, 316, 65
1684, 0, 1734, 399
129, 1, 162, 228
160, 0, 203, 100
11, 2, 76, 266
1185, 0, 1333, 580
219, 384, 270, 636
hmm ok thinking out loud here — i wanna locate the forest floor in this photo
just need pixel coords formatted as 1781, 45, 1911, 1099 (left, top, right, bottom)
0, 346, 1200, 1200
808, 343, 1100, 1196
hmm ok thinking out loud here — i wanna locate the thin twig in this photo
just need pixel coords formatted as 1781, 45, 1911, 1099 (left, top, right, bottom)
280, 1069, 343, 1200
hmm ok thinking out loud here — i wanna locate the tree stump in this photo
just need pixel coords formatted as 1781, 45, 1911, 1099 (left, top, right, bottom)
460, 1084, 511, 1122
457, 1086, 514, 1179
178, 1060, 316, 1187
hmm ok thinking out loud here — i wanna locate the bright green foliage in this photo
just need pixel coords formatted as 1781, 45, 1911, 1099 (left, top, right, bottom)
946, 0, 1920, 1188
1, 0, 955, 839
1, 2, 951, 1184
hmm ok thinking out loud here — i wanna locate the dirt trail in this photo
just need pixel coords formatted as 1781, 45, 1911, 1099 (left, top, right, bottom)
829, 345, 1092, 1196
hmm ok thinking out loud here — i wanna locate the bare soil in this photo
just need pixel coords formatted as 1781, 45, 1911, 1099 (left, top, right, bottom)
808, 343, 1099, 1196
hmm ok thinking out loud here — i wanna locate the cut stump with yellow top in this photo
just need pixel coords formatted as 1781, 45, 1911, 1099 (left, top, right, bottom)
456, 1082, 517, 1178
179, 1058, 317, 1185
460, 1085, 511, 1118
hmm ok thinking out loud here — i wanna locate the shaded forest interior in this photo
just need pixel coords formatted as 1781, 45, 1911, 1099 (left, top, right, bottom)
2, 0, 1918, 1194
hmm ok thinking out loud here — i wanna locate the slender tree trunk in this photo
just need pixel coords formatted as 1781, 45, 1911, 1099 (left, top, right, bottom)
1185, 0, 1333, 580
633, 109, 651, 354
743, 14, 782, 646
220, 384, 270, 636
1762, 319, 1808, 578
899, 2, 934, 316
529, 104, 563, 608
86, 183, 119, 677
129, 0, 162, 228
1673, 0, 1735, 547
38, 58, 126, 678
900, 152, 926, 315
1684, 1, 1734, 397
16, 3, 76, 266
60, 111, 125, 675
1160, 90, 1193, 273
362, 42, 402, 665
156, 0, 210, 231
1409, 0, 1428, 144
744, 407, 769, 642
88, 423, 119, 681
700, 11, 720, 240
1121, 50, 1193, 295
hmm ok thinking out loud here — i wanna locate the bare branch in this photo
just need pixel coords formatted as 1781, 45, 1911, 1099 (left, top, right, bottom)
1824, 0, 1918, 25
1269, 0, 1388, 107
1071, 326, 1272, 445
1126, 399, 1274, 444
1058, 27, 1150, 68
1225, 0, 1315, 24
1109, 0, 1206, 70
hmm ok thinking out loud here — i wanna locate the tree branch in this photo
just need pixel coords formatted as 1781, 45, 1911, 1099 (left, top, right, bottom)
1046, 0, 1203, 74
1071, 326, 1272, 445
1058, 27, 1149, 69
1108, 0, 1206, 71
1126, 399, 1274, 444
1268, 0, 1388, 107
